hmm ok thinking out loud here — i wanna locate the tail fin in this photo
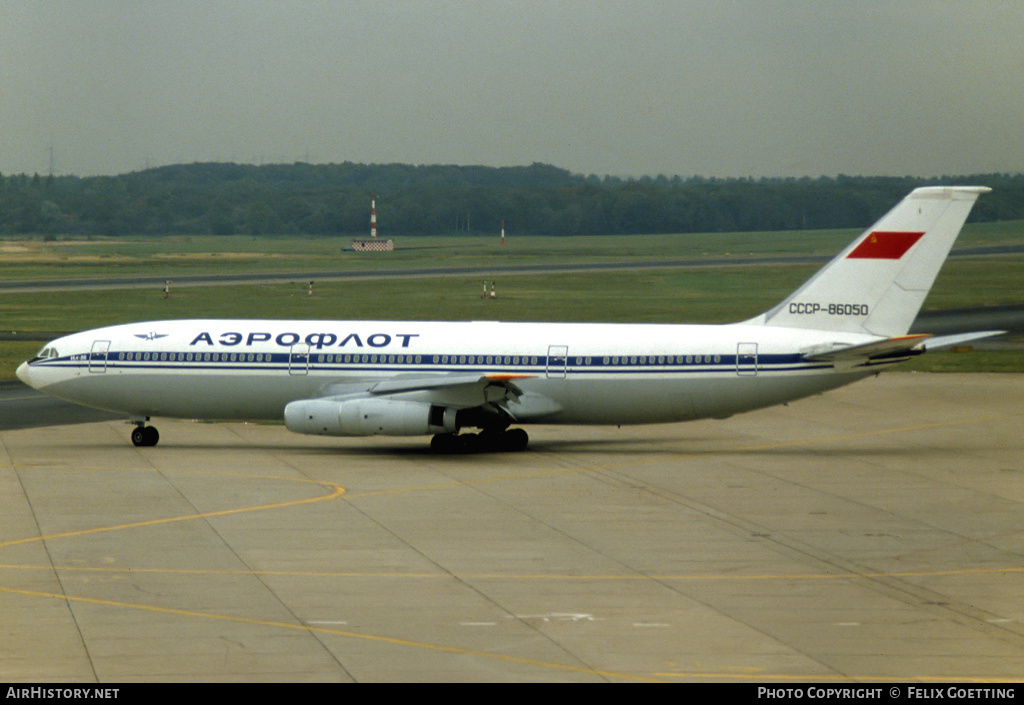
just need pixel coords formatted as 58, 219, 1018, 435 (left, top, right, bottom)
752, 186, 990, 337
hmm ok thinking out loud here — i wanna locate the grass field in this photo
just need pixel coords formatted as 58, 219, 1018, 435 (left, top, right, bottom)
3, 223, 1022, 380
3, 217, 1022, 280
1, 230, 859, 282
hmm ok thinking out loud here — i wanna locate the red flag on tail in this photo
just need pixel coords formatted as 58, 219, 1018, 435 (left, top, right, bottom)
847, 231, 925, 259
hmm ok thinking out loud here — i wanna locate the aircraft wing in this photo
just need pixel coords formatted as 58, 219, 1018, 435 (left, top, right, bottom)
368, 372, 534, 397
317, 372, 560, 419
367, 372, 563, 419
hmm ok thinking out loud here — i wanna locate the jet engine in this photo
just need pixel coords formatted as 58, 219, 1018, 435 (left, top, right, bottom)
284, 398, 458, 437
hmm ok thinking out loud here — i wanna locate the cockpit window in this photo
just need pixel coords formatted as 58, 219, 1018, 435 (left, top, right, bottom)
34, 347, 58, 360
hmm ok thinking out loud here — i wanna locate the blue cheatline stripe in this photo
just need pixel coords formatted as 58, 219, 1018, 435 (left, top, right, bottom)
31, 348, 869, 376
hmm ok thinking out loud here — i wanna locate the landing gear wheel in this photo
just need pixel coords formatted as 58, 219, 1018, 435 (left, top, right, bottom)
131, 425, 159, 447
430, 433, 460, 454
501, 428, 529, 452
430, 429, 528, 454
479, 428, 529, 452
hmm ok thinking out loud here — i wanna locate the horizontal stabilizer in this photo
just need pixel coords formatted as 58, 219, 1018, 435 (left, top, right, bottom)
801, 334, 931, 362
921, 330, 1005, 350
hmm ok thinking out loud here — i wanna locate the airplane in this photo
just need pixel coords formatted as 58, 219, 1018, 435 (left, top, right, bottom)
16, 186, 1002, 453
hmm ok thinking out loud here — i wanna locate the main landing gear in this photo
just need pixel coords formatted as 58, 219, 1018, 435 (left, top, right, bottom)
430, 427, 529, 454
130, 422, 160, 447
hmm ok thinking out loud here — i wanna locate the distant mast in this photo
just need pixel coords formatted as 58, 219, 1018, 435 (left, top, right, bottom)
370, 193, 377, 239
352, 192, 394, 252
501, 219, 505, 246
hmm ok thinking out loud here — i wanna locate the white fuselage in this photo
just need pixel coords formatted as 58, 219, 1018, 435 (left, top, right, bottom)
17, 318, 890, 426
14, 186, 989, 449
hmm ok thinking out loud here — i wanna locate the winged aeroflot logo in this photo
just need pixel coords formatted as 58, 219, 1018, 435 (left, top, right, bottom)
134, 332, 169, 341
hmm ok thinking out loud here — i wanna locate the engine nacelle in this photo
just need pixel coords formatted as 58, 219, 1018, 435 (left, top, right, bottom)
284, 398, 458, 437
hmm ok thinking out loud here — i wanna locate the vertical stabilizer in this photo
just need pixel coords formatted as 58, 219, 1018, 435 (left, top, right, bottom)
754, 186, 989, 337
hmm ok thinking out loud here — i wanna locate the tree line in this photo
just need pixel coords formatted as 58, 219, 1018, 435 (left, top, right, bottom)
2, 162, 1022, 238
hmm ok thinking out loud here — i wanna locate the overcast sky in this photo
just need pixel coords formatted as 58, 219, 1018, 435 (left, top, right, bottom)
3, 0, 1022, 178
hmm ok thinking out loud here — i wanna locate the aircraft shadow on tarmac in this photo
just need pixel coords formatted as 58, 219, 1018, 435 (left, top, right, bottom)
54, 431, 956, 460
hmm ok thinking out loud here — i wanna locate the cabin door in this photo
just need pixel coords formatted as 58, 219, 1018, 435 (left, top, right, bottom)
289, 343, 310, 376
736, 342, 758, 376
546, 345, 568, 379
90, 340, 110, 373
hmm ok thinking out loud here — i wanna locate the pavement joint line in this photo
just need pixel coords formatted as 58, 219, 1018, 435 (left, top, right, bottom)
1, 412, 1010, 549
0, 472, 346, 549
2, 563, 1023, 582
0, 583, 661, 683
2, 382, 1022, 682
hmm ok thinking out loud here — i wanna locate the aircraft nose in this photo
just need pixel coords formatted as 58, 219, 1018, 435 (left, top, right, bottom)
16, 361, 34, 388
